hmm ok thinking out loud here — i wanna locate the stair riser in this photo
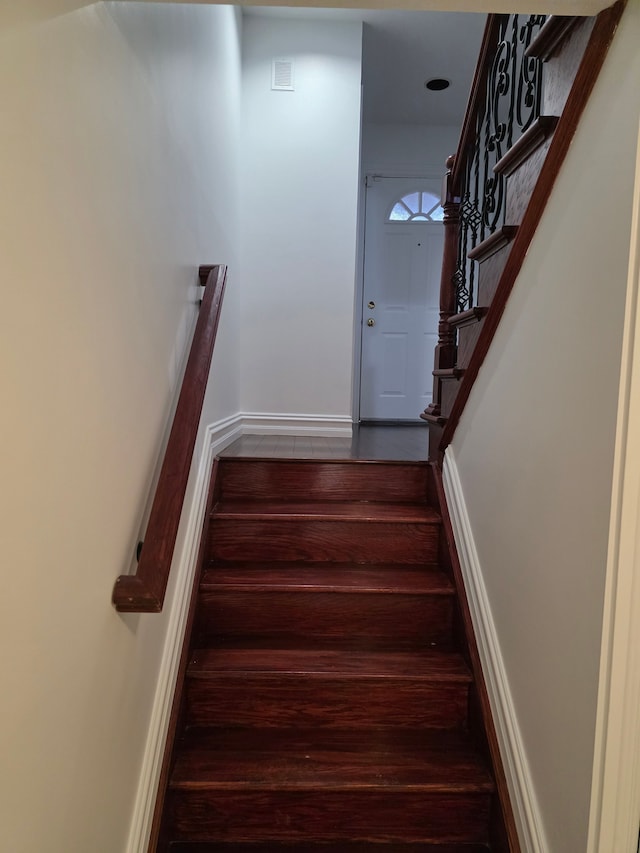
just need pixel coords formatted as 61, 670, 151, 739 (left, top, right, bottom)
167, 845, 492, 853
185, 679, 469, 729
166, 790, 491, 843
217, 460, 431, 504
208, 520, 439, 564
456, 321, 484, 369
196, 592, 454, 649
477, 244, 512, 307
440, 380, 460, 422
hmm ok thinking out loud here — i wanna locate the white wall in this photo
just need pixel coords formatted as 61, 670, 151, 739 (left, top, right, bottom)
449, 3, 640, 851
0, 3, 241, 850
361, 122, 459, 176
239, 15, 362, 421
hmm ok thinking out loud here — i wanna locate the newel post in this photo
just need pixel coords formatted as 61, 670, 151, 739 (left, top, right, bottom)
422, 155, 460, 459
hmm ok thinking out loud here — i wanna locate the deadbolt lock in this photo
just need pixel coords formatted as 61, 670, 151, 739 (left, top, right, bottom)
367, 301, 375, 309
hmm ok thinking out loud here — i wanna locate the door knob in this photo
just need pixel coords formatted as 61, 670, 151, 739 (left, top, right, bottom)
367, 318, 375, 327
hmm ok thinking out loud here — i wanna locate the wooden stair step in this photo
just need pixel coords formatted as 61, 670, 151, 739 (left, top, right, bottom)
200, 562, 453, 594
217, 458, 432, 504
188, 648, 471, 679
166, 788, 492, 844
494, 117, 558, 179
208, 520, 438, 564
185, 649, 472, 729
166, 730, 492, 842
197, 563, 455, 649
168, 843, 491, 852
208, 503, 441, 565
170, 729, 494, 791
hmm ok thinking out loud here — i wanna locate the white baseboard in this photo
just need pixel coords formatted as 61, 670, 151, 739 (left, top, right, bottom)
442, 448, 548, 853
239, 411, 352, 438
208, 412, 245, 449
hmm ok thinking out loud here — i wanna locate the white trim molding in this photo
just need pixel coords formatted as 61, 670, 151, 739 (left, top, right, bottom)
238, 411, 352, 437
588, 118, 640, 853
442, 448, 548, 853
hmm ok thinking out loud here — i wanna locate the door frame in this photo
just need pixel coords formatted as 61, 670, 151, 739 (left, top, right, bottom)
352, 170, 442, 423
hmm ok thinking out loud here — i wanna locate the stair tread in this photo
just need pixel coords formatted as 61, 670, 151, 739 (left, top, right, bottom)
170, 729, 493, 792
168, 844, 491, 852
188, 648, 471, 681
201, 562, 454, 594
212, 500, 439, 524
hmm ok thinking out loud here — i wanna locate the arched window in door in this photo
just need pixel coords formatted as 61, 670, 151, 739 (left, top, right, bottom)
386, 190, 444, 222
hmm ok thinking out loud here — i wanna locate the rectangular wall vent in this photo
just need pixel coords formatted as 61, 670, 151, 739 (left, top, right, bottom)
271, 58, 294, 91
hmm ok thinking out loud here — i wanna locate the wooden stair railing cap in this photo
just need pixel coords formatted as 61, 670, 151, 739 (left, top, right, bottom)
112, 264, 228, 613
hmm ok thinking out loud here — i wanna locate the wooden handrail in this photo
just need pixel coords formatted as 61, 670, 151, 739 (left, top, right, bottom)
112, 264, 228, 613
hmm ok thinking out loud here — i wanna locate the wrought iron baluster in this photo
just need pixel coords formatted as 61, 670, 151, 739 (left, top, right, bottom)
517, 15, 546, 132
452, 13, 546, 315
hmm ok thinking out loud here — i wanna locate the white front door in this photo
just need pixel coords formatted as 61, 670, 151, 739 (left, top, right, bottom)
359, 175, 444, 421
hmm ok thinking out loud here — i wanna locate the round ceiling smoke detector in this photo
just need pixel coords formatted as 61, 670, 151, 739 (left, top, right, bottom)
425, 78, 450, 91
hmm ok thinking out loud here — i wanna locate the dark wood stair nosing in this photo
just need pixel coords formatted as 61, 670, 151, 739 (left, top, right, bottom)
211, 501, 440, 525
433, 367, 465, 381
525, 15, 581, 61
218, 457, 431, 467
167, 844, 493, 852
447, 307, 489, 329
467, 227, 518, 263
187, 648, 472, 682
420, 410, 448, 427
199, 563, 454, 595
493, 116, 559, 178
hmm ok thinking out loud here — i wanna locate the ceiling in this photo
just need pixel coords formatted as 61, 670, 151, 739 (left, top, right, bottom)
360, 10, 486, 125
240, 0, 608, 9
244, 6, 487, 126
2, 0, 611, 39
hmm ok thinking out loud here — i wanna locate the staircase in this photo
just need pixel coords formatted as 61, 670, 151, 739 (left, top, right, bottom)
155, 456, 510, 851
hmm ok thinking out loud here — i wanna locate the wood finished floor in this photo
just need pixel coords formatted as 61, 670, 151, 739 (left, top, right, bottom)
221, 424, 429, 462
